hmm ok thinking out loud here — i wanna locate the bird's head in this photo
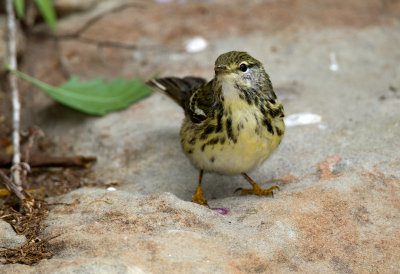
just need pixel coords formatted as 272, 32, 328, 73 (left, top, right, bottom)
213, 51, 267, 91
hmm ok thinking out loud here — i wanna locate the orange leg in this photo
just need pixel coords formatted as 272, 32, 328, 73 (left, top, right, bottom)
235, 173, 280, 197
191, 170, 208, 206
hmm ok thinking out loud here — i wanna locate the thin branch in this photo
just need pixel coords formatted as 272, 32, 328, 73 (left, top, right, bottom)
55, 40, 72, 79
28, 2, 169, 53
24, 127, 45, 164
19, 127, 43, 183
7, 0, 20, 165
29, 3, 147, 51
0, 154, 97, 168
63, 3, 146, 38
26, 2, 169, 79
77, 36, 139, 50
0, 169, 24, 200
6, 0, 28, 202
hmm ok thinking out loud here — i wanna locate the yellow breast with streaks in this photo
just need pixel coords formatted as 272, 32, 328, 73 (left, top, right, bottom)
180, 100, 284, 175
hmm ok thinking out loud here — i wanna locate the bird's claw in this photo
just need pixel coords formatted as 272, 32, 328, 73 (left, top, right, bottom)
192, 186, 209, 207
234, 184, 280, 197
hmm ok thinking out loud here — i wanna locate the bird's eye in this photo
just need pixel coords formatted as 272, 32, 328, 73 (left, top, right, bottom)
239, 63, 248, 72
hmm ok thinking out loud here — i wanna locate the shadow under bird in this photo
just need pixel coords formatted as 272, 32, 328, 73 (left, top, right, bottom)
149, 51, 285, 206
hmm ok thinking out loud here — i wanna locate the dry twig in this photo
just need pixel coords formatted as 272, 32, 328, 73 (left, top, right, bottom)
0, 201, 57, 265
30, 3, 148, 51
23, 127, 45, 164
0, 154, 97, 168
0, 236, 56, 265
4, 0, 31, 205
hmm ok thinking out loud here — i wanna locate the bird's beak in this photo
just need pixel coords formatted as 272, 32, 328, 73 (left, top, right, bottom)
214, 66, 231, 74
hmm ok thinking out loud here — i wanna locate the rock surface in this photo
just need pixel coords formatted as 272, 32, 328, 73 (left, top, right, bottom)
0, 221, 26, 250
1, 0, 400, 272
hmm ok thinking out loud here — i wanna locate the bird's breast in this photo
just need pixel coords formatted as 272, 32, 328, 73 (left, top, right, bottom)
180, 103, 284, 175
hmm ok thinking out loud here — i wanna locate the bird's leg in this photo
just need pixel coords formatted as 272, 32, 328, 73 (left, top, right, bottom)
235, 173, 280, 197
191, 170, 209, 206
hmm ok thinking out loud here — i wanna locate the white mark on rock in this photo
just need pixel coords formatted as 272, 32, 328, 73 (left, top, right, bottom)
275, 221, 296, 239
185, 36, 208, 53
342, 159, 352, 166
329, 52, 339, 71
107, 187, 116, 191
318, 123, 328, 130
285, 113, 322, 127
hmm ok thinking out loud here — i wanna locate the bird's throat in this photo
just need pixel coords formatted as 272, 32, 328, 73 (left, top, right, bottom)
220, 80, 241, 103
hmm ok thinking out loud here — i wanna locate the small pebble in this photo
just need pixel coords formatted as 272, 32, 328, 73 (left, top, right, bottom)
185, 37, 208, 53
285, 113, 322, 127
329, 52, 339, 71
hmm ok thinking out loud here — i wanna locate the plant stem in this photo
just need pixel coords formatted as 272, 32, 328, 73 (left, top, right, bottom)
5, 0, 27, 201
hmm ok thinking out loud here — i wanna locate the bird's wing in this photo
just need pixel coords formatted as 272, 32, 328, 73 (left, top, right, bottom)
148, 76, 212, 123
184, 81, 214, 124
148, 77, 206, 106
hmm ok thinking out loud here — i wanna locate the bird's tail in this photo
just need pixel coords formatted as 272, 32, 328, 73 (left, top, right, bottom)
147, 77, 206, 108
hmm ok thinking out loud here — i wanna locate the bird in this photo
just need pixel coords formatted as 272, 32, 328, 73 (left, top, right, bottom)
149, 51, 285, 206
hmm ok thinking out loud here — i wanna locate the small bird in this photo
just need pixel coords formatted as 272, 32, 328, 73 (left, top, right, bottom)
149, 51, 285, 206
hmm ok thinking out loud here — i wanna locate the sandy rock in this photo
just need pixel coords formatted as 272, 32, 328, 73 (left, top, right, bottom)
2, 167, 400, 273
0, 220, 26, 249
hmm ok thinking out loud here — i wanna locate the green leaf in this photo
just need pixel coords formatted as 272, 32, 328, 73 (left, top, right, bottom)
13, 0, 25, 18
8, 67, 153, 116
34, 0, 57, 30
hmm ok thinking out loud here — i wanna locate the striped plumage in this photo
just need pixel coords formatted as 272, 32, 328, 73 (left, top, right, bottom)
149, 51, 285, 206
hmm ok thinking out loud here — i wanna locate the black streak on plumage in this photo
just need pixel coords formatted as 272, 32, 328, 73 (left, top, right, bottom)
189, 137, 196, 145
201, 124, 216, 140
226, 118, 237, 143
276, 126, 283, 136
263, 118, 274, 134
216, 111, 223, 133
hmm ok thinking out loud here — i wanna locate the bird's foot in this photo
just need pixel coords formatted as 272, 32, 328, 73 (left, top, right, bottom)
192, 186, 209, 206
234, 184, 280, 197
